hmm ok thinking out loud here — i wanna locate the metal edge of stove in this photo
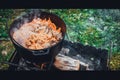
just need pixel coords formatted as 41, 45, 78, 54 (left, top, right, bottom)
8, 50, 21, 70
7, 50, 56, 71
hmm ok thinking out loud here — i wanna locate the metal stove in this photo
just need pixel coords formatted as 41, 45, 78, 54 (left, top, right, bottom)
8, 50, 56, 71
7, 40, 109, 71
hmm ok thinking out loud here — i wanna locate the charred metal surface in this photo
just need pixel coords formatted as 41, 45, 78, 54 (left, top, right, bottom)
8, 40, 108, 71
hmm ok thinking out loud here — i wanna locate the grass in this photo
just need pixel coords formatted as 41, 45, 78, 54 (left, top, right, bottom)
109, 53, 120, 70
0, 40, 15, 70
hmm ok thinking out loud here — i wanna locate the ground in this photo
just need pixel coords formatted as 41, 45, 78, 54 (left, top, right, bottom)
0, 40, 15, 70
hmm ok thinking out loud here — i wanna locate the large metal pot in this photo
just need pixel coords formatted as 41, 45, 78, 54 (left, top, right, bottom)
9, 10, 66, 64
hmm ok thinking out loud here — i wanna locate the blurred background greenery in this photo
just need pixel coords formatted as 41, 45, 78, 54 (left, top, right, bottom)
0, 9, 120, 70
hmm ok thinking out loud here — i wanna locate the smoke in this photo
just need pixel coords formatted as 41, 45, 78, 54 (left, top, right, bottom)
13, 9, 42, 28
11, 9, 42, 47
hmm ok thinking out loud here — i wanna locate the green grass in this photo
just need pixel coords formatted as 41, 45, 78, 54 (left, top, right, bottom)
109, 53, 120, 70
0, 41, 15, 70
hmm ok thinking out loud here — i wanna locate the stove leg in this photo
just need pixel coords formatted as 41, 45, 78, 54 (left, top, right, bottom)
47, 57, 54, 70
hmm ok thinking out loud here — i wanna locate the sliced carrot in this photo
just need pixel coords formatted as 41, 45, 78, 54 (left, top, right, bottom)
23, 18, 62, 49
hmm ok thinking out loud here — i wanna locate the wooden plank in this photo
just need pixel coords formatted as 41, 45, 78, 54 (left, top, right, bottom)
54, 54, 80, 70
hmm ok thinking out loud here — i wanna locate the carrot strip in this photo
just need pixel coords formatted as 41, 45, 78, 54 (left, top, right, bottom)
20, 18, 63, 49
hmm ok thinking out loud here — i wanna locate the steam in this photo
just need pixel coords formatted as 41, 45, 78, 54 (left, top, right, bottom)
12, 9, 42, 46
13, 9, 42, 30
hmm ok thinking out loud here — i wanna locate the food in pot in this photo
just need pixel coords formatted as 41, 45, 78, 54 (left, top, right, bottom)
13, 18, 62, 50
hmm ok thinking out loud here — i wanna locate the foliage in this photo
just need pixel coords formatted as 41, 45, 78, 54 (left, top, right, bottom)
0, 9, 25, 39
95, 9, 120, 53
109, 53, 120, 70
0, 41, 15, 62
0, 41, 15, 70
47, 9, 119, 54
0, 9, 14, 39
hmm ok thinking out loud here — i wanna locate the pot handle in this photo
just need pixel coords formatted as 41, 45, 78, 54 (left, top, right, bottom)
32, 49, 50, 56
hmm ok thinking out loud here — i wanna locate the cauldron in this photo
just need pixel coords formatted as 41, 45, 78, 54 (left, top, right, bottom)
9, 10, 66, 64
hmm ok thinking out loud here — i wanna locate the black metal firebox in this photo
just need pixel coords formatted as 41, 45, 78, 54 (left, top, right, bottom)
8, 40, 108, 71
